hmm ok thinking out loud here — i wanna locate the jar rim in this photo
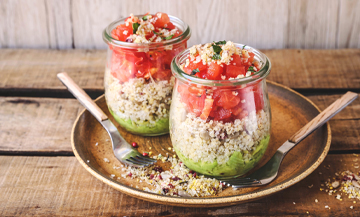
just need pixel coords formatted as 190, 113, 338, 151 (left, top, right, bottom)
103, 14, 191, 49
171, 43, 271, 87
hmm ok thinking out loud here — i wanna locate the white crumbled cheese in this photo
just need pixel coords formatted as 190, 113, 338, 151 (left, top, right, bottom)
95, 142, 98, 146
117, 13, 180, 44
182, 41, 260, 79
104, 158, 110, 163
87, 160, 90, 163
315, 199, 318, 203
110, 174, 115, 178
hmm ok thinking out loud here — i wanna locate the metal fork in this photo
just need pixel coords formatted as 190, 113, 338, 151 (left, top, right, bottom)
57, 72, 157, 167
220, 91, 358, 188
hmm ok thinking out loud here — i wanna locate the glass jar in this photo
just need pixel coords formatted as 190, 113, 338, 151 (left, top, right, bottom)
170, 44, 271, 178
103, 15, 190, 136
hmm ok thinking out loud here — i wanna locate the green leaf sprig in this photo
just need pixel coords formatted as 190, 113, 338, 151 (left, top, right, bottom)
142, 15, 150, 21
247, 66, 256, 72
132, 23, 140, 34
212, 42, 223, 60
191, 68, 200, 75
214, 40, 226, 45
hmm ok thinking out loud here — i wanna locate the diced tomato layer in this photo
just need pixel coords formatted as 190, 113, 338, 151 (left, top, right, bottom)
200, 98, 214, 120
179, 82, 264, 122
215, 90, 240, 109
206, 62, 223, 80
184, 59, 207, 75
152, 12, 170, 28
176, 43, 265, 123
111, 24, 132, 41
225, 65, 245, 79
214, 107, 232, 121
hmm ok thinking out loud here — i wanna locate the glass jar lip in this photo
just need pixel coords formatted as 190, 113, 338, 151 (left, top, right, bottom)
103, 14, 191, 49
171, 43, 271, 87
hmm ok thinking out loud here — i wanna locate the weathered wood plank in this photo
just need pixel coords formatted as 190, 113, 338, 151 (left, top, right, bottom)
0, 94, 358, 153
1, 0, 360, 49
0, 155, 359, 216
0, 0, 49, 49
308, 94, 360, 151
45, 0, 73, 49
338, 0, 360, 48
1, 49, 360, 91
0, 97, 82, 153
285, 0, 339, 49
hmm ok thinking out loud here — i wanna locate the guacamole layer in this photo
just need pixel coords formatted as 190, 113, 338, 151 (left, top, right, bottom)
175, 135, 270, 177
109, 107, 169, 136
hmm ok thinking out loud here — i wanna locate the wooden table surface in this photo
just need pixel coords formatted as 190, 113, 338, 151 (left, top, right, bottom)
1, 49, 360, 216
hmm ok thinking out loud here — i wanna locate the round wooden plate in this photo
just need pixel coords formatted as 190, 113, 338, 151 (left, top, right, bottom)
71, 81, 331, 207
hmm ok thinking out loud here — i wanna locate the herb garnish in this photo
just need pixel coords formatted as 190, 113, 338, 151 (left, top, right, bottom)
211, 43, 223, 60
212, 44, 222, 53
132, 23, 140, 34
247, 66, 256, 72
191, 68, 200, 75
212, 54, 221, 60
164, 35, 173, 40
152, 30, 161, 35
242, 45, 247, 50
142, 15, 150, 21
214, 40, 226, 45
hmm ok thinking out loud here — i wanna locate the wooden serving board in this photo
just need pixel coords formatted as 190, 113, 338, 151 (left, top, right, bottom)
71, 81, 331, 207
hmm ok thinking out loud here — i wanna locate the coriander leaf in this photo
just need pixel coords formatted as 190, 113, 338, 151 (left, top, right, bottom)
212, 54, 221, 60
215, 40, 226, 45
242, 45, 247, 50
212, 44, 222, 54
152, 30, 161, 35
132, 23, 140, 34
142, 15, 150, 21
191, 68, 200, 75
165, 35, 173, 40
247, 66, 256, 72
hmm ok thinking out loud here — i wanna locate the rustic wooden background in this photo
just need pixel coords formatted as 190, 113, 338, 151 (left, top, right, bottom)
0, 0, 359, 49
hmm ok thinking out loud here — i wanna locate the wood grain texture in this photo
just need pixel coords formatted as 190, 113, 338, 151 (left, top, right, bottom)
0, 0, 49, 48
1, 0, 360, 49
1, 49, 360, 91
1, 155, 359, 216
289, 92, 358, 144
308, 94, 360, 151
338, 0, 360, 48
0, 97, 82, 153
57, 72, 108, 122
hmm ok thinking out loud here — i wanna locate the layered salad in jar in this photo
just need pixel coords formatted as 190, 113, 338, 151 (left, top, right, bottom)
103, 12, 190, 136
170, 41, 271, 177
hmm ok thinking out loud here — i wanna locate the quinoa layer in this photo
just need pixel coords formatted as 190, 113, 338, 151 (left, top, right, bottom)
105, 68, 174, 132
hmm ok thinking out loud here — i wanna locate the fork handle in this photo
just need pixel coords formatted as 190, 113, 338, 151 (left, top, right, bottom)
57, 72, 108, 122
289, 91, 358, 144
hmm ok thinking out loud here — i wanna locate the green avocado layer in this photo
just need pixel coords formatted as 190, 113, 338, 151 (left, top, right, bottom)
109, 107, 169, 136
175, 135, 270, 177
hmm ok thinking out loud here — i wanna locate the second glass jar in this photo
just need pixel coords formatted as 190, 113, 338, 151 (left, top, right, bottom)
170, 44, 271, 177
103, 15, 190, 136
